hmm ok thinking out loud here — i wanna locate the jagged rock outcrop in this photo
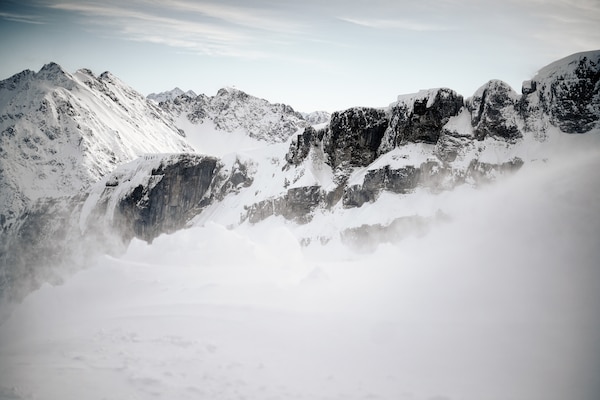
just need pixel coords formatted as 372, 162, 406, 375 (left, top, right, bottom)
323, 107, 389, 169
520, 50, 600, 133
467, 80, 522, 141
342, 157, 524, 208
85, 153, 254, 243
285, 126, 321, 166
246, 186, 324, 224
379, 88, 464, 153
343, 166, 421, 207
113, 155, 219, 242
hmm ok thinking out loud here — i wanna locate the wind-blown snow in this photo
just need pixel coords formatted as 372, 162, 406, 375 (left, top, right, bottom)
1, 134, 599, 400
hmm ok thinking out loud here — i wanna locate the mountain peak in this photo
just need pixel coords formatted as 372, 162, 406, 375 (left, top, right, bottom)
76, 68, 96, 78
147, 87, 197, 103
533, 50, 600, 81
39, 62, 65, 74
0, 69, 35, 91
36, 62, 72, 83
216, 86, 248, 98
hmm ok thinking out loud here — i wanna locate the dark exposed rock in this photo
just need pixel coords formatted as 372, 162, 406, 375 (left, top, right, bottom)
466, 158, 524, 183
380, 88, 463, 152
342, 166, 421, 208
341, 157, 524, 209
285, 126, 319, 165
323, 107, 389, 169
114, 155, 219, 242
522, 52, 600, 133
468, 80, 522, 141
247, 186, 324, 224
521, 80, 537, 95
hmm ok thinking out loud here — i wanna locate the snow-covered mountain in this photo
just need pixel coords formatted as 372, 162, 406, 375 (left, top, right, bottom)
0, 63, 194, 230
301, 110, 331, 125
147, 87, 197, 104
157, 87, 310, 145
1, 50, 599, 303
1, 50, 600, 400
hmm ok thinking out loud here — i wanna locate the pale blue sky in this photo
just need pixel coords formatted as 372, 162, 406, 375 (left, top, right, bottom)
1, 0, 599, 112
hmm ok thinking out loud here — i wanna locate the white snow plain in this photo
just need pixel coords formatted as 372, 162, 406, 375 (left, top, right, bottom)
1, 135, 600, 400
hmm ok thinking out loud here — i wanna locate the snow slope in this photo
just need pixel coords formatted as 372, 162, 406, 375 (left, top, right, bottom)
1, 137, 599, 400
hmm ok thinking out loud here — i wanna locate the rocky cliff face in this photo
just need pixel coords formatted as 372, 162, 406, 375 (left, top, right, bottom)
277, 51, 600, 216
380, 88, 464, 151
467, 80, 522, 141
324, 107, 389, 169
520, 51, 600, 133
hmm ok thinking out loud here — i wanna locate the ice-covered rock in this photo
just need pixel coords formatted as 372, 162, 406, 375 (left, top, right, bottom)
467, 80, 522, 141
323, 107, 389, 169
285, 126, 322, 166
521, 50, 600, 133
380, 88, 463, 152
246, 185, 324, 224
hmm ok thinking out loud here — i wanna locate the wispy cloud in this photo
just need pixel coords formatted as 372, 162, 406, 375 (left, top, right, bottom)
165, 0, 306, 34
0, 11, 46, 24
338, 16, 451, 32
45, 1, 306, 58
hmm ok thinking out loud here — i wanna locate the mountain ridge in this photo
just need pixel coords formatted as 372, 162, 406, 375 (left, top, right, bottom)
1, 50, 599, 301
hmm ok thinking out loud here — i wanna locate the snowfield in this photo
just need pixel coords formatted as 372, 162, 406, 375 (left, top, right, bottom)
1, 134, 600, 400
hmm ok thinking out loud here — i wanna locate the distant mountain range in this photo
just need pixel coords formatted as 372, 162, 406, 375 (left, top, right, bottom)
0, 50, 599, 300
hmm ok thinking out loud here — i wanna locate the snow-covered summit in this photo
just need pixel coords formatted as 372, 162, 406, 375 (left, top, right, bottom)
301, 110, 331, 126
521, 50, 600, 133
0, 63, 194, 230
147, 87, 197, 104
531, 50, 600, 82
159, 86, 310, 143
